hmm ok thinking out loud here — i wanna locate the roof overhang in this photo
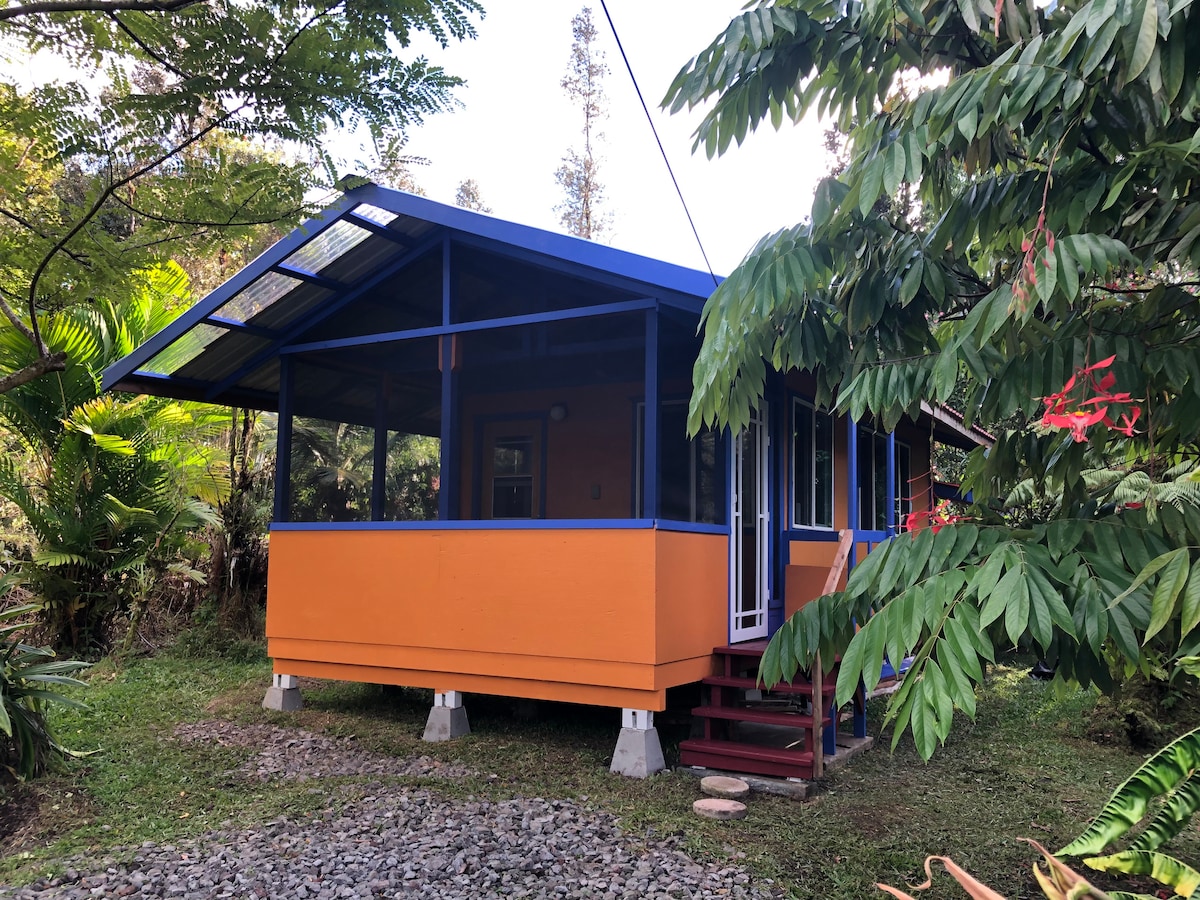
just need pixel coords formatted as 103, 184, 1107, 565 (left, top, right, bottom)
102, 183, 720, 409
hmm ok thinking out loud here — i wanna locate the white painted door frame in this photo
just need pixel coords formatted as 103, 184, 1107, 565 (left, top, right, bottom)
730, 407, 770, 643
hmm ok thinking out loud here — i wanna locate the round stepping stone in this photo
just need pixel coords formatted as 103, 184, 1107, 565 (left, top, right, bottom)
700, 775, 751, 800
693, 798, 748, 820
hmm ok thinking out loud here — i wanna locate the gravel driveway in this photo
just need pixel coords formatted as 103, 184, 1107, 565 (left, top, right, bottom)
1, 722, 781, 899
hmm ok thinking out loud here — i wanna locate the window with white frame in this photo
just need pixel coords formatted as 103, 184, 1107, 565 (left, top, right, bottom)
792, 398, 835, 528
635, 400, 725, 524
856, 427, 912, 531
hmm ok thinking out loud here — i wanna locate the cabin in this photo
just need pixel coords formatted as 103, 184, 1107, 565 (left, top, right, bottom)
103, 185, 986, 780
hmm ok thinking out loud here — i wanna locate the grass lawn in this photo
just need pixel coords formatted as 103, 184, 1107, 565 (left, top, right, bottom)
1, 647, 1197, 899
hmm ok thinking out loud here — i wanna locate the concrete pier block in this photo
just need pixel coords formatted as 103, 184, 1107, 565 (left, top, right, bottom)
262, 674, 303, 712
609, 709, 666, 778
423, 691, 470, 742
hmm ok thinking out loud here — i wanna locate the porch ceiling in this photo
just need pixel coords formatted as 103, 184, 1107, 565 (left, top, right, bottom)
101, 183, 717, 412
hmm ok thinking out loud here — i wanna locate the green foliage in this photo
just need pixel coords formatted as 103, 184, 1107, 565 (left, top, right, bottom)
289, 418, 440, 522
0, 0, 481, 391
671, 0, 1200, 754
0, 598, 89, 781
0, 265, 226, 651
1060, 728, 1200, 873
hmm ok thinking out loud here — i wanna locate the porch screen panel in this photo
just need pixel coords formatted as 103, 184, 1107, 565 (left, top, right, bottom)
289, 415, 375, 523
383, 432, 440, 521
457, 312, 644, 520
286, 340, 442, 522
647, 312, 726, 525
636, 401, 725, 524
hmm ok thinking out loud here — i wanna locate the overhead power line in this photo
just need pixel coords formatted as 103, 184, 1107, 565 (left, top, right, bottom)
597, 1, 720, 288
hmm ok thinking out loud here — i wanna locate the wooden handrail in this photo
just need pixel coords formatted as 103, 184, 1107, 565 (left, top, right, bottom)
811, 528, 855, 779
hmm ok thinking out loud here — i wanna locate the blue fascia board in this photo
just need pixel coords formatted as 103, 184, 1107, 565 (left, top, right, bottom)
100, 195, 358, 391
269, 518, 728, 533
347, 183, 721, 299
270, 518, 661, 531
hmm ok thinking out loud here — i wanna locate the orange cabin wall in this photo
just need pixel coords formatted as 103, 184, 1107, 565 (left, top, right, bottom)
266, 527, 727, 710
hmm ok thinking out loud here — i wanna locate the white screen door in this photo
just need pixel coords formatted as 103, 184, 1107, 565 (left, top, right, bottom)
730, 407, 770, 642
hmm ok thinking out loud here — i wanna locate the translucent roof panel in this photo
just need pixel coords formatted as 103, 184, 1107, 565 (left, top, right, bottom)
352, 203, 399, 226
140, 323, 228, 375
284, 220, 372, 273
214, 271, 301, 324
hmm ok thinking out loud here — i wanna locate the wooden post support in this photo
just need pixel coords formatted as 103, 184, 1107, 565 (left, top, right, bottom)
812, 529, 856, 778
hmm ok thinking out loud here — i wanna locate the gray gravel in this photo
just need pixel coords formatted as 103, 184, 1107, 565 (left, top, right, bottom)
1, 722, 780, 899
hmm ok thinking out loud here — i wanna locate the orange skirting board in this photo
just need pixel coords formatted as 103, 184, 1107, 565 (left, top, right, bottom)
266, 527, 728, 710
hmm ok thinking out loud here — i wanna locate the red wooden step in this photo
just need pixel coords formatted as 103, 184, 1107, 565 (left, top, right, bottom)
714, 640, 771, 657
702, 674, 836, 697
691, 705, 831, 729
679, 738, 814, 780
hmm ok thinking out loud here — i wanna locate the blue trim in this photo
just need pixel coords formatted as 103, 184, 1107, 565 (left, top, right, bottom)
724, 425, 734, 646
437, 233, 453, 521
278, 297, 657, 356
847, 419, 859, 571
784, 527, 844, 542
273, 356, 294, 523
100, 197, 358, 388
438, 336, 454, 521
643, 310, 659, 520
201, 234, 443, 400
657, 293, 706, 315
272, 263, 347, 291
270, 518, 663, 531
766, 378, 786, 635
885, 431, 897, 537
654, 520, 730, 535
342, 211, 416, 245
204, 316, 279, 338
855, 529, 890, 542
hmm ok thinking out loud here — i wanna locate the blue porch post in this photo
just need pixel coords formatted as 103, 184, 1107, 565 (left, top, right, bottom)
273, 356, 294, 523
886, 430, 897, 537
766, 377, 786, 635
438, 236, 456, 521
844, 417, 868, 743
371, 376, 389, 521
643, 309, 659, 520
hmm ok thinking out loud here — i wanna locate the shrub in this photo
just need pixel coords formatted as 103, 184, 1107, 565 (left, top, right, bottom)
1, 600, 89, 781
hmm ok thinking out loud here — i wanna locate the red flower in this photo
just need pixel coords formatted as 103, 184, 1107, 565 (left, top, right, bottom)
1042, 406, 1108, 442
1039, 355, 1141, 442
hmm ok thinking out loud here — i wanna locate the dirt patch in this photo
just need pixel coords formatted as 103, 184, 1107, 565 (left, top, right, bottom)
1085, 678, 1200, 751
172, 719, 479, 780
0, 783, 97, 857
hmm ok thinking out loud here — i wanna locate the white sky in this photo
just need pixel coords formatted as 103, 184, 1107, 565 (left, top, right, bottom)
2, 1, 831, 277
371, 1, 829, 276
